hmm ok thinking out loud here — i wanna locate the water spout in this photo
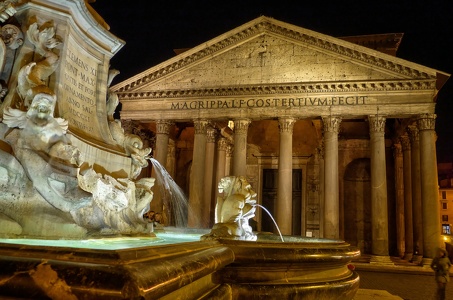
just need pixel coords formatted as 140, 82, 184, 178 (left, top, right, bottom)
253, 204, 284, 242
149, 158, 188, 227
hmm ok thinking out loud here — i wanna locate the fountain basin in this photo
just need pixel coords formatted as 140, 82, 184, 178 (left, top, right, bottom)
0, 231, 360, 299
216, 234, 360, 299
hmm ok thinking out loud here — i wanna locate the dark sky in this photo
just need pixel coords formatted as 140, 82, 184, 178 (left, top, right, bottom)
91, 0, 453, 161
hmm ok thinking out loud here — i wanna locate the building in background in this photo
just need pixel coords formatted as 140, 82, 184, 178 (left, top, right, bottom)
438, 163, 453, 238
112, 16, 450, 260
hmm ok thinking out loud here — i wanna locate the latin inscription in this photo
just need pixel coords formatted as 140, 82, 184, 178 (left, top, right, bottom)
61, 43, 98, 134
170, 96, 367, 110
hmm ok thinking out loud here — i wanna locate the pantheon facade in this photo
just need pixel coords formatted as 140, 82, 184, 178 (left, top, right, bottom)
112, 17, 450, 259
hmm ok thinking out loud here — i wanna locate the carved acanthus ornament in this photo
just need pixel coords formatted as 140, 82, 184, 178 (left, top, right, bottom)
234, 119, 251, 135
206, 127, 217, 143
193, 119, 209, 134
417, 114, 436, 131
368, 115, 386, 134
322, 116, 341, 134
226, 144, 234, 157
278, 117, 296, 133
156, 120, 173, 135
218, 137, 229, 151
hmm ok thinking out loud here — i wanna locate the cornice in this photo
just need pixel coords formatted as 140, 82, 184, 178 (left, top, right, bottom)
113, 17, 436, 93
116, 79, 436, 100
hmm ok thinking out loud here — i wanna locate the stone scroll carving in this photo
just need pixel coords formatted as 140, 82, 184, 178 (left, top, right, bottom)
0, 18, 154, 238
202, 176, 257, 241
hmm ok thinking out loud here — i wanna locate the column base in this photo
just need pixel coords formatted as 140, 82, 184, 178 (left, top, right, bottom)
410, 255, 424, 266
421, 257, 433, 268
369, 255, 394, 265
403, 252, 413, 261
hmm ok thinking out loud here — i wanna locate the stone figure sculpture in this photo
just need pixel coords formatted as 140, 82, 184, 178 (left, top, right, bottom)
106, 68, 151, 179
17, 21, 60, 108
0, 23, 23, 103
202, 176, 257, 241
0, 18, 154, 238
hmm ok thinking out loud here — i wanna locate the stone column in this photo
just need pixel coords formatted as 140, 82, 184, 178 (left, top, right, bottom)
369, 115, 389, 256
318, 145, 325, 237
188, 119, 208, 228
393, 142, 405, 258
216, 138, 228, 183
417, 114, 441, 259
150, 120, 173, 214
155, 121, 172, 167
214, 137, 228, 208
232, 119, 251, 177
225, 143, 233, 176
276, 117, 296, 235
166, 139, 176, 178
322, 116, 341, 239
408, 125, 423, 260
401, 134, 414, 260
204, 127, 217, 227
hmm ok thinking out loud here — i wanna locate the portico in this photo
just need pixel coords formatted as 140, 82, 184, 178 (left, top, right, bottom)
112, 16, 449, 259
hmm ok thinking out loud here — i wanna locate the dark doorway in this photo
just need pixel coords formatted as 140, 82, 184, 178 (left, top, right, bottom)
343, 158, 371, 254
261, 169, 302, 235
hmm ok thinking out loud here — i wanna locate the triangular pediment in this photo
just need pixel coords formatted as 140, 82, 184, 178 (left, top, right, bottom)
112, 16, 447, 97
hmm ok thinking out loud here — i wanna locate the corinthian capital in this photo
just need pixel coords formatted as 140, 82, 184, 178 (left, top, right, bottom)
322, 116, 341, 134
417, 114, 436, 131
156, 120, 173, 135
233, 119, 251, 134
206, 127, 217, 143
368, 115, 386, 133
217, 137, 229, 151
193, 119, 209, 134
407, 125, 419, 144
278, 117, 296, 133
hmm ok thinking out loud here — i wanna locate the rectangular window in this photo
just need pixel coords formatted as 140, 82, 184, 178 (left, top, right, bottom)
442, 202, 448, 210
442, 215, 449, 222
442, 224, 451, 235
442, 191, 447, 199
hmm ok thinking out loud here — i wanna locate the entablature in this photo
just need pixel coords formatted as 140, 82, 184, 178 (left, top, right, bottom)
117, 79, 436, 100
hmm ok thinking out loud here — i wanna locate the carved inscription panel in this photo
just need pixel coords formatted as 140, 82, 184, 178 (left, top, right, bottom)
59, 36, 103, 140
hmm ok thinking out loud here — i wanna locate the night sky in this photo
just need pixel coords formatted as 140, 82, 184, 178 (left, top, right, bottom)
91, 0, 453, 161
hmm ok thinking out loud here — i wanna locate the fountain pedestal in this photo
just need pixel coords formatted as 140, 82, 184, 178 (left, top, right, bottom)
0, 233, 360, 299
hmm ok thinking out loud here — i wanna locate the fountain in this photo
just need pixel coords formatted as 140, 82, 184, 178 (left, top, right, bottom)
0, 1, 360, 299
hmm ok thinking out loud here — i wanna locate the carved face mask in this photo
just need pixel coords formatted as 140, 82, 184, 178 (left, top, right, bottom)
27, 93, 56, 122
